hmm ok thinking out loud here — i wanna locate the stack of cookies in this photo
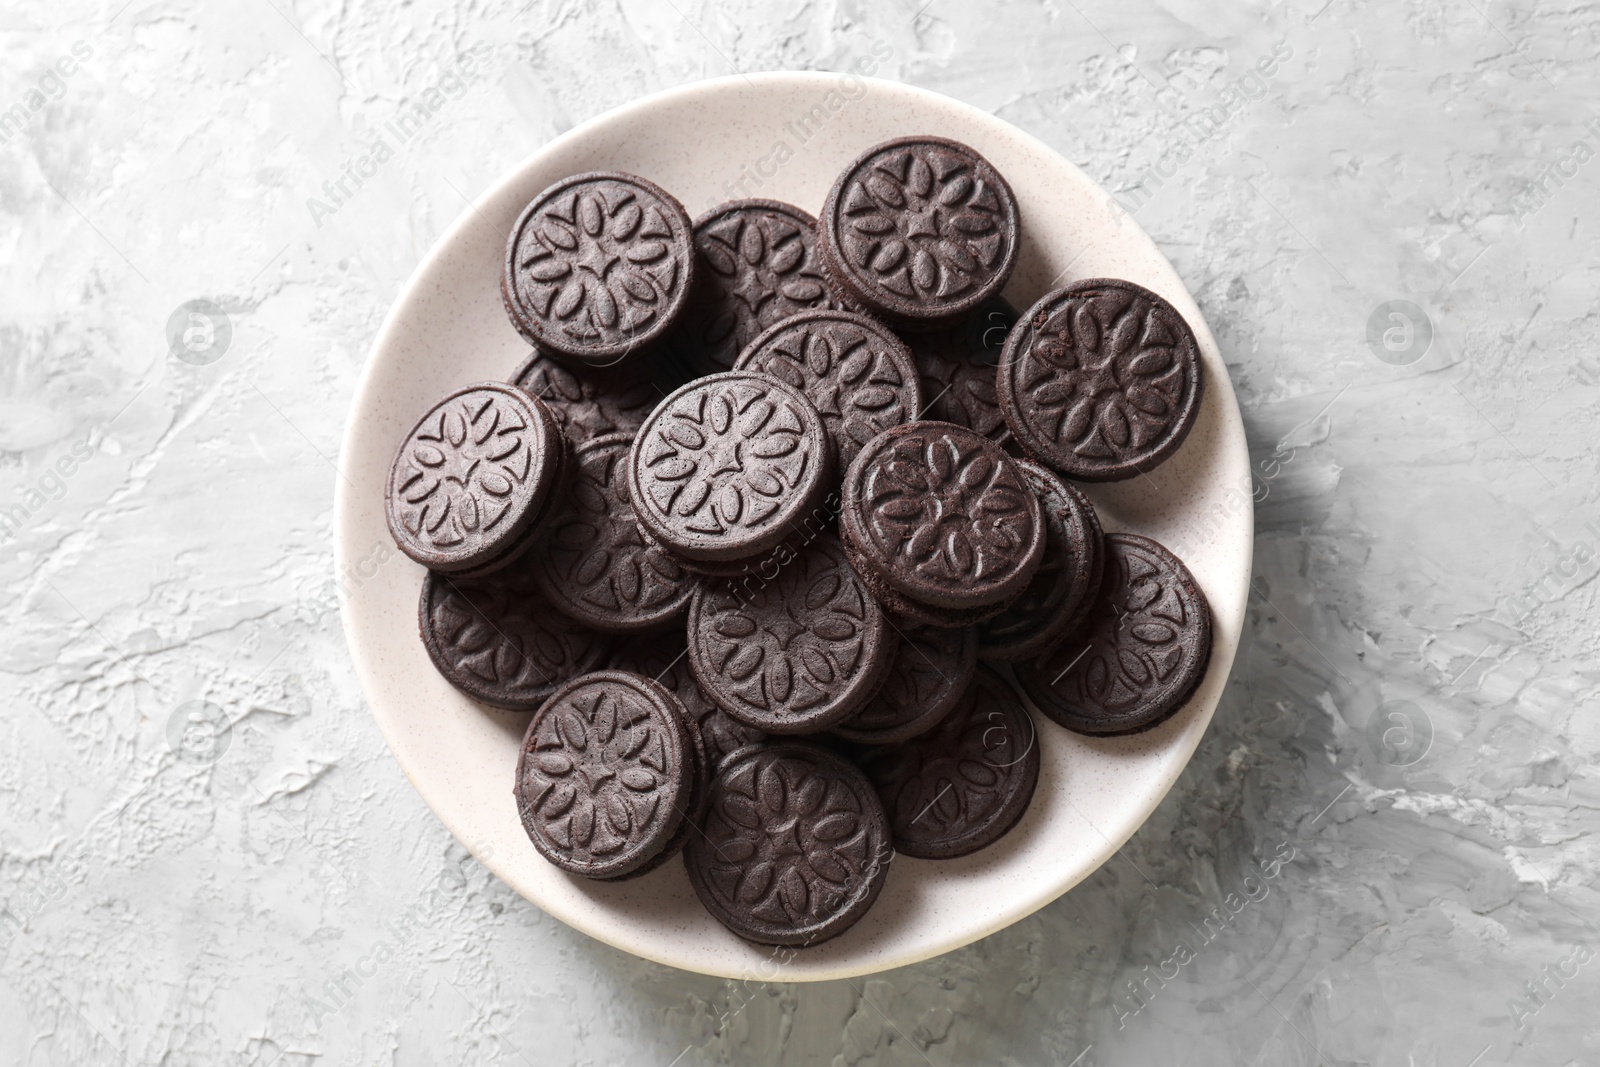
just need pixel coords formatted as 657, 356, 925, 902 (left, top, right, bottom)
385, 137, 1213, 948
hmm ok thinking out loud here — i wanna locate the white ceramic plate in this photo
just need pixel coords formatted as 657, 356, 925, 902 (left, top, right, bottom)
335, 72, 1252, 981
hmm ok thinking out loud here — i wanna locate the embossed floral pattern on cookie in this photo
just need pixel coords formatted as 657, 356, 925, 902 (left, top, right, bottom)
504, 172, 695, 364
685, 742, 891, 946
841, 421, 1043, 610
821, 137, 1019, 325
629, 371, 830, 562
516, 671, 691, 878
689, 535, 892, 734
387, 383, 562, 573
999, 278, 1203, 482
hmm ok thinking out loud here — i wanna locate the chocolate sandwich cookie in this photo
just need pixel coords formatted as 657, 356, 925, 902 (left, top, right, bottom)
532, 433, 694, 632
674, 199, 837, 378
515, 671, 694, 878
734, 309, 922, 472
419, 564, 611, 710
627, 371, 831, 564
856, 665, 1039, 859
607, 629, 766, 768
839, 421, 1044, 616
998, 278, 1204, 482
688, 534, 894, 734
387, 383, 566, 575
509, 345, 658, 443
819, 136, 1020, 329
1016, 533, 1212, 735
685, 741, 892, 947
905, 298, 1018, 448
976, 461, 1104, 662
503, 172, 695, 367
832, 624, 977, 744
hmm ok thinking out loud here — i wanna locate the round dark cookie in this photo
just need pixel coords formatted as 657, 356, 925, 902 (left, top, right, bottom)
1015, 533, 1212, 735
386, 382, 565, 575
903, 297, 1018, 448
502, 171, 696, 367
998, 278, 1204, 482
734, 309, 922, 472
419, 563, 611, 710
839, 420, 1044, 612
832, 624, 977, 744
627, 371, 832, 564
532, 433, 694, 632
674, 199, 838, 377
818, 136, 1020, 329
432, 422, 571, 584
407, 383, 571, 579
688, 534, 894, 734
515, 671, 693, 878
856, 665, 1039, 859
976, 461, 1105, 662
606, 628, 766, 768
684, 741, 892, 947
509, 345, 659, 443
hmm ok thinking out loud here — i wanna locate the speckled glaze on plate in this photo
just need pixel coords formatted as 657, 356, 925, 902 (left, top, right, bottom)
336, 73, 1252, 982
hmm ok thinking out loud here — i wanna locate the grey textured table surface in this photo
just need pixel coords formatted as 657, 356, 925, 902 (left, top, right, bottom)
4, 2, 1598, 1065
